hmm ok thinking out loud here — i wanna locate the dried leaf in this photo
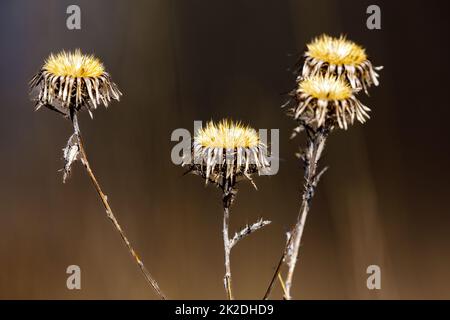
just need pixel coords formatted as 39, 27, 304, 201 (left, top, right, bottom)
62, 133, 80, 183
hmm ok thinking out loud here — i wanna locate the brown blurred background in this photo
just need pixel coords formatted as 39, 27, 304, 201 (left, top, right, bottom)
0, 0, 449, 299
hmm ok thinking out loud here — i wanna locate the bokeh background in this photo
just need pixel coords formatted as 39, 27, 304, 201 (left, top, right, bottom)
1, 0, 449, 299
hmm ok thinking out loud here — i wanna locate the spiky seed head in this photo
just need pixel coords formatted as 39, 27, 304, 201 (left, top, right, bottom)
299, 74, 353, 101
291, 74, 371, 130
195, 119, 260, 149
303, 34, 382, 93
184, 120, 269, 187
43, 50, 105, 78
306, 34, 367, 66
29, 49, 122, 117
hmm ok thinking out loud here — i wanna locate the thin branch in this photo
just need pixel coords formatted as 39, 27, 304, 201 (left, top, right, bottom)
263, 247, 287, 300
277, 273, 288, 299
262, 218, 299, 300
229, 218, 271, 249
71, 113, 167, 300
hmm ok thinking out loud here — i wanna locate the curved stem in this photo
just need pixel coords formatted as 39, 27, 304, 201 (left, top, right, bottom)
71, 114, 167, 300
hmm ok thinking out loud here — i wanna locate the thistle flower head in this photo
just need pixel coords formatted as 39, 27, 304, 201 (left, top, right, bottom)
184, 120, 269, 186
299, 74, 353, 101
29, 49, 122, 117
195, 120, 260, 149
306, 34, 367, 66
43, 50, 105, 78
291, 74, 370, 130
303, 34, 382, 93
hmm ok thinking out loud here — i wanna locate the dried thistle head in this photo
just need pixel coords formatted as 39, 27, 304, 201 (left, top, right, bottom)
302, 34, 382, 93
184, 120, 269, 187
290, 74, 370, 131
29, 49, 122, 118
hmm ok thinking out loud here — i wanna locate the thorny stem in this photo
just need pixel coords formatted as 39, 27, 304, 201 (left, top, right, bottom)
263, 125, 329, 300
71, 113, 167, 300
222, 177, 235, 300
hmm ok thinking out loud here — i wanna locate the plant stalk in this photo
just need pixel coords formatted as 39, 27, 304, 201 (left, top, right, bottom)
71, 113, 167, 300
222, 177, 235, 300
263, 126, 328, 300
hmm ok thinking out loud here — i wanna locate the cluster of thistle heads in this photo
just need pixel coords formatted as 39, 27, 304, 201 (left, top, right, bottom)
183, 35, 382, 187
288, 34, 382, 136
29, 34, 381, 187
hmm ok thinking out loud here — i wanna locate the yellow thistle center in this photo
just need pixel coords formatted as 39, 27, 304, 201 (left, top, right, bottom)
195, 120, 260, 149
43, 49, 104, 78
307, 35, 367, 66
300, 74, 353, 100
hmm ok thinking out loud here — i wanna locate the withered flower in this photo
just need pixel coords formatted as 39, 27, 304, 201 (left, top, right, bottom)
185, 119, 270, 187
264, 36, 382, 300
29, 50, 166, 299
302, 34, 382, 93
291, 74, 371, 131
182, 119, 271, 300
30, 49, 121, 118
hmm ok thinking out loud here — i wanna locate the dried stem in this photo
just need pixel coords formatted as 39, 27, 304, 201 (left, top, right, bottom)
263, 125, 329, 300
71, 113, 167, 300
277, 273, 288, 298
263, 243, 287, 300
229, 219, 271, 249
221, 177, 235, 300
219, 177, 271, 300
